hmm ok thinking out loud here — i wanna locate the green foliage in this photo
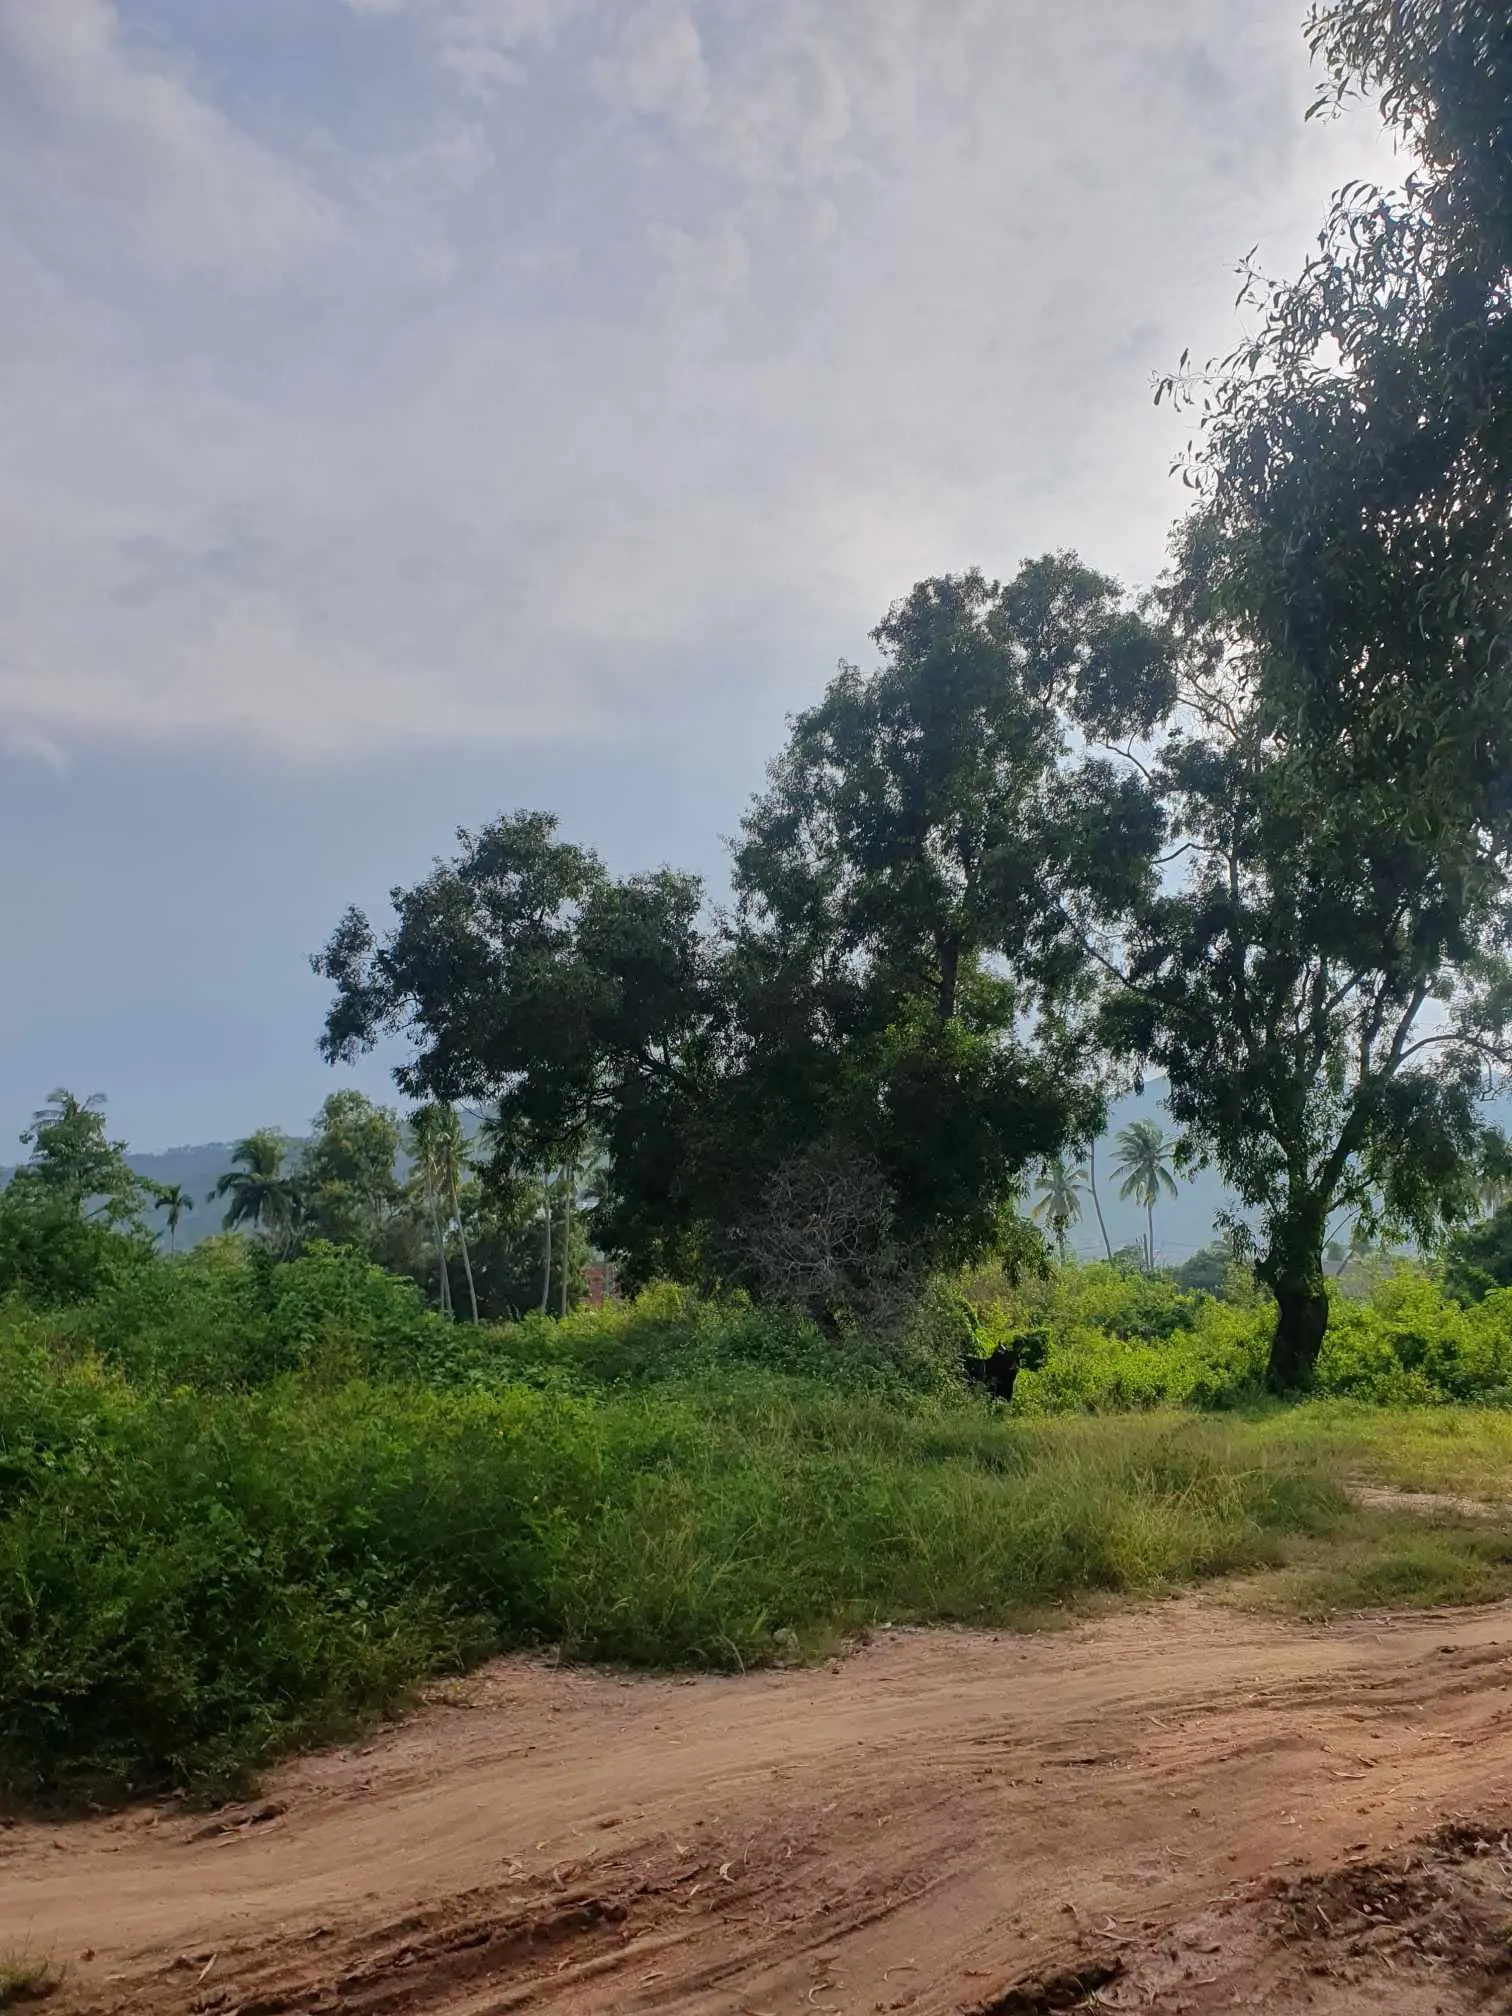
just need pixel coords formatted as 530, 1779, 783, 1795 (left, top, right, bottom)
16, 1089, 145, 1225
0, 1092, 155, 1304
1172, 0, 1512, 847
1111, 1120, 1178, 1266
314, 560, 1178, 1325
213, 1129, 303, 1252
0, 1183, 148, 1307
1444, 1201, 1512, 1304
0, 1300, 1341, 1803
299, 1091, 402, 1253
1100, 652, 1508, 1393
25, 1240, 447, 1392
965, 1258, 1512, 1414
4, 1237, 1512, 1804
1136, 0, 1512, 1395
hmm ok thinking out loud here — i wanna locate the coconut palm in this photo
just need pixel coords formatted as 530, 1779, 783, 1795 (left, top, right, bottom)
436, 1104, 479, 1324
409, 1103, 480, 1321
214, 1130, 303, 1253
153, 1182, 194, 1254
1031, 1155, 1085, 1256
1083, 1139, 1114, 1262
407, 1106, 454, 1314
1112, 1119, 1179, 1269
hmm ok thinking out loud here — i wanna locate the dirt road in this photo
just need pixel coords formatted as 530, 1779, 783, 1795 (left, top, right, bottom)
6, 1597, 1512, 2014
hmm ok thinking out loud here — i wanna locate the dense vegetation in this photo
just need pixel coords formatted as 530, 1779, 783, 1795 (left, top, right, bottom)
5, 1175, 1512, 1805
5, 0, 1512, 1810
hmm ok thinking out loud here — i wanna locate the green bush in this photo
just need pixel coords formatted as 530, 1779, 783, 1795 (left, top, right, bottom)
974, 1259, 1512, 1413
0, 1319, 1342, 1803
4, 1244, 1512, 1806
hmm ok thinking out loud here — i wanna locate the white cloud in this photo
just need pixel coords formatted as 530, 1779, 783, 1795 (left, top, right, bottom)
593, 2, 710, 126
0, 0, 1400, 762
0, 0, 337, 279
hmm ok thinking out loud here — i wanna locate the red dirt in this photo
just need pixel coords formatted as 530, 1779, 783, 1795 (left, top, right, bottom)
6, 1597, 1512, 2013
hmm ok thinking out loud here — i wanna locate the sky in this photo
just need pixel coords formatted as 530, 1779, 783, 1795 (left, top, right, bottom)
0, 0, 1398, 1152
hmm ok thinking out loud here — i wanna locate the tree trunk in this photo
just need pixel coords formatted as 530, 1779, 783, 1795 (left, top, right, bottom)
1261, 1204, 1331, 1394
450, 1174, 480, 1324
429, 1189, 452, 1315
559, 1161, 573, 1319
1146, 1200, 1155, 1271
540, 1168, 553, 1315
1266, 1276, 1330, 1393
1087, 1142, 1114, 1261
937, 935, 961, 1021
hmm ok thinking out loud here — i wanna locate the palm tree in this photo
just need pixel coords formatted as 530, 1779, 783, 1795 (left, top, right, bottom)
214, 1130, 303, 1254
435, 1103, 479, 1324
407, 1106, 455, 1315
409, 1103, 480, 1322
153, 1182, 193, 1254
1084, 1140, 1114, 1262
1112, 1119, 1179, 1269
1031, 1155, 1085, 1256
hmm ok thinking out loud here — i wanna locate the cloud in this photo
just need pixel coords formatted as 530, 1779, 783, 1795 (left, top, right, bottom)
0, 0, 337, 280
0, 0, 1399, 763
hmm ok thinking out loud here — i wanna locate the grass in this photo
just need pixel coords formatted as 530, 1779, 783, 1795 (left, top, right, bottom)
1253, 1403, 1512, 1501
1240, 1509, 1512, 1620
0, 1954, 56, 2010
6, 1252, 1512, 1811
0, 1346, 1349, 1806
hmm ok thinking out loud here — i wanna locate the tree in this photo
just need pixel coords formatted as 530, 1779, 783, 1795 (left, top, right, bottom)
299, 1091, 402, 1253
0, 1090, 152, 1302
1166, 1, 1512, 857
315, 813, 716, 1292
314, 563, 1176, 1323
406, 1104, 456, 1315
1101, 691, 1510, 1390
1445, 1201, 1512, 1304
1083, 1139, 1114, 1262
152, 1182, 194, 1254
1031, 1154, 1085, 1256
720, 558, 1174, 1318
406, 1102, 479, 1321
18, 1089, 144, 1225
1112, 1120, 1178, 1269
1136, 1, 1512, 1389
214, 1130, 303, 1253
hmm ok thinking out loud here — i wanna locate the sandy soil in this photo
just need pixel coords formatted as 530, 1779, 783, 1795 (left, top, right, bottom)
5, 1597, 1512, 2014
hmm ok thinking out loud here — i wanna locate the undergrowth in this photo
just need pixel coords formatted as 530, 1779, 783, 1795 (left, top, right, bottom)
4, 1244, 1512, 1808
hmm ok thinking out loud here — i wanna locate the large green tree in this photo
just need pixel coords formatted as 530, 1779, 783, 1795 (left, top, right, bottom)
315, 813, 719, 1292
299, 1091, 402, 1254
717, 557, 1174, 1317
1102, 688, 1510, 1390
315, 559, 1176, 1322
1138, 0, 1512, 1390
1168, 0, 1512, 850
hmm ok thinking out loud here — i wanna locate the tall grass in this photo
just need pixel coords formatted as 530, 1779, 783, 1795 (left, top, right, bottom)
5, 1241, 1512, 1807
0, 1326, 1341, 1805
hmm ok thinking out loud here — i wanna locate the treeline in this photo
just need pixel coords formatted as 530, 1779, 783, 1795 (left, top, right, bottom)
0, 1089, 585, 1323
